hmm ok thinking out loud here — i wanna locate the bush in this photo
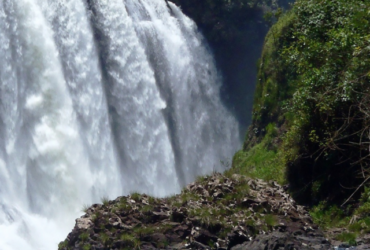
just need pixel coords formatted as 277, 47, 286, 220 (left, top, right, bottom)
247, 0, 370, 204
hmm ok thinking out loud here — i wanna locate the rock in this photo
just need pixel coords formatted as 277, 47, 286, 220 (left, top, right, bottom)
173, 224, 190, 238
231, 230, 330, 250
76, 218, 93, 230
191, 240, 211, 249
193, 228, 217, 245
171, 242, 188, 249
228, 231, 250, 249
152, 211, 170, 221
172, 210, 186, 223
58, 173, 336, 250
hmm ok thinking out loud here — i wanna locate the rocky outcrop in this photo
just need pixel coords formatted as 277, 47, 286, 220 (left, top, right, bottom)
59, 173, 332, 250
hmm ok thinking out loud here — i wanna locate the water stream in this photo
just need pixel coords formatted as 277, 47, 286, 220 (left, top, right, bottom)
0, 0, 240, 249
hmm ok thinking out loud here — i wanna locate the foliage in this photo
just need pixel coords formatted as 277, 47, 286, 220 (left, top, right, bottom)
249, 9, 296, 130
246, 0, 370, 204
58, 240, 69, 250
100, 196, 110, 206
309, 201, 370, 244
336, 232, 357, 246
264, 214, 277, 227
309, 202, 349, 229
283, 0, 370, 203
232, 123, 285, 183
79, 232, 89, 242
130, 192, 142, 202
99, 232, 111, 246
82, 244, 91, 250
81, 204, 90, 213
120, 233, 140, 249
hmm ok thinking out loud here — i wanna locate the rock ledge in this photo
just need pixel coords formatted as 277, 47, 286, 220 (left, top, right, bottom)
59, 173, 332, 250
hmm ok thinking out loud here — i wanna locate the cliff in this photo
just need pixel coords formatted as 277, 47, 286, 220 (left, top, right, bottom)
235, 0, 370, 245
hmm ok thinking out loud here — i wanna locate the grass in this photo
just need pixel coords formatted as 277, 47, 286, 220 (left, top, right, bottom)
99, 232, 112, 246
140, 204, 154, 213
309, 203, 349, 229
309, 201, 370, 245
79, 232, 89, 242
189, 208, 224, 231
148, 196, 157, 205
133, 225, 156, 238
264, 214, 277, 227
91, 213, 99, 223
82, 244, 91, 250
228, 123, 285, 184
81, 204, 90, 213
117, 199, 132, 212
101, 196, 110, 206
58, 240, 69, 249
180, 190, 201, 204
336, 232, 357, 246
130, 192, 142, 202
121, 234, 140, 249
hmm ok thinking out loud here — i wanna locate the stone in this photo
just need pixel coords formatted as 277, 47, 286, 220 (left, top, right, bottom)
76, 218, 93, 230
59, 173, 338, 250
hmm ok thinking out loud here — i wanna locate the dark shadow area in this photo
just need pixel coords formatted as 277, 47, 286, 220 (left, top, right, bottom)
170, 0, 293, 135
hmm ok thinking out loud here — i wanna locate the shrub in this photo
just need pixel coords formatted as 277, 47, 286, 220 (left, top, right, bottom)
247, 0, 370, 204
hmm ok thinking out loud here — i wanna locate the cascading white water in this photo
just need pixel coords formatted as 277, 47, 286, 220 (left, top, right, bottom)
0, 0, 240, 249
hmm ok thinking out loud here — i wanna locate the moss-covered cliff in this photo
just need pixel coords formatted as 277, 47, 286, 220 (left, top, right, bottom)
238, 0, 370, 235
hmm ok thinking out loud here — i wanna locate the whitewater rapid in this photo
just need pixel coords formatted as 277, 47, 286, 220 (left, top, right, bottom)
0, 0, 240, 249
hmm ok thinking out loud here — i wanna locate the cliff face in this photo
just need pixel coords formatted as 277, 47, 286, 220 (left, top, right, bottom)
233, 0, 370, 244
170, 0, 276, 132
242, 0, 370, 205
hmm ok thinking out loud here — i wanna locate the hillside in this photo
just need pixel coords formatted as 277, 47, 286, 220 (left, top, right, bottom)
235, 0, 370, 244
59, 173, 333, 250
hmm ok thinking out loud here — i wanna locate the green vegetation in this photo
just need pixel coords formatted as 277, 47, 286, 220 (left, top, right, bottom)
81, 204, 90, 213
244, 0, 370, 204
99, 232, 111, 246
282, 0, 370, 204
130, 192, 142, 202
264, 214, 277, 227
100, 196, 110, 206
81, 244, 91, 250
79, 232, 89, 242
120, 233, 140, 249
250, 10, 296, 128
58, 240, 69, 250
337, 232, 357, 246
231, 123, 285, 183
310, 203, 349, 229
239, 0, 370, 243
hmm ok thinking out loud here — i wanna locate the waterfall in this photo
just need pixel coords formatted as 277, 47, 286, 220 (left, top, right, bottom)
0, 0, 240, 249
